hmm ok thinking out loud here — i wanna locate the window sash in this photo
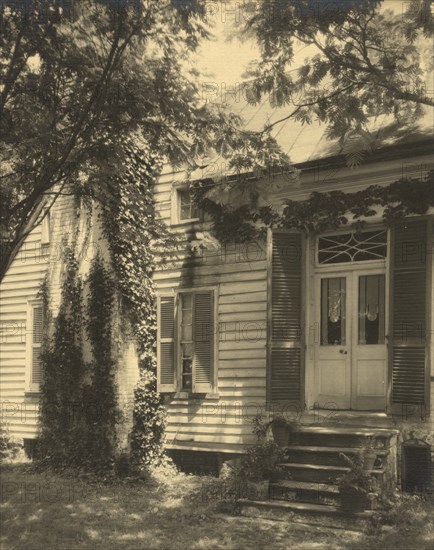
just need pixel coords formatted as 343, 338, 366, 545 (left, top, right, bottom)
178, 189, 199, 221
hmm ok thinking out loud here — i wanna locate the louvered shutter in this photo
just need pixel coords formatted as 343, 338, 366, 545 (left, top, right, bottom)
390, 218, 431, 410
267, 230, 305, 406
157, 295, 177, 392
31, 305, 43, 386
193, 291, 214, 393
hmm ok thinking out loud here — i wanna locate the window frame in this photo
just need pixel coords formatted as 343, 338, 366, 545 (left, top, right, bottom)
40, 210, 50, 247
25, 300, 44, 393
316, 226, 389, 267
157, 287, 218, 397
171, 184, 202, 226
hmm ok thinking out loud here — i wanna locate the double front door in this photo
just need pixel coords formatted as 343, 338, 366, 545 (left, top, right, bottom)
314, 269, 388, 410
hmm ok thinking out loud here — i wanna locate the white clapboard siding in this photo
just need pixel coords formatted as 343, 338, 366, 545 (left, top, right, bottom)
0, 216, 47, 438
153, 152, 434, 455
0, 194, 104, 439
154, 165, 270, 452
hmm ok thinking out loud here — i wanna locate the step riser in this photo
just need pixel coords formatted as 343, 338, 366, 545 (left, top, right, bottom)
282, 466, 384, 485
282, 468, 343, 484
270, 486, 340, 506
239, 501, 374, 527
285, 450, 385, 469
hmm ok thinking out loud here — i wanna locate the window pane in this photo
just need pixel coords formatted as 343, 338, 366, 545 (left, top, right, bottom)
321, 278, 346, 345
182, 308, 192, 325
182, 373, 192, 390
181, 324, 193, 341
179, 189, 196, 220
182, 352, 193, 390
181, 294, 193, 341
182, 347, 193, 390
359, 275, 385, 344
181, 304, 193, 389
182, 343, 193, 358
181, 293, 192, 310
190, 201, 199, 219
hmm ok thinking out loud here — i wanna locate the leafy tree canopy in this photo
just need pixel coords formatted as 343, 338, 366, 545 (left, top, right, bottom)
1, 0, 272, 278
241, 0, 433, 138
1, 1, 433, 278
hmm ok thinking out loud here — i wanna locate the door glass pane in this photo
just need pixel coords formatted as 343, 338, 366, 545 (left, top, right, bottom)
321, 278, 346, 345
359, 275, 385, 344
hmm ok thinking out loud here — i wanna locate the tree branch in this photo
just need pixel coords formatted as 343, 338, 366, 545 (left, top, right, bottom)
260, 82, 362, 134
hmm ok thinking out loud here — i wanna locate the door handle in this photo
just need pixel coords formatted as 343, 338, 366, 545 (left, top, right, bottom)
339, 349, 348, 355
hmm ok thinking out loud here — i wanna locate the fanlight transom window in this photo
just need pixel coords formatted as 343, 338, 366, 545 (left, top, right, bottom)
318, 230, 387, 264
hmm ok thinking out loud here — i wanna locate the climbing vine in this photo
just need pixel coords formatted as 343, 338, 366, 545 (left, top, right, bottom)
38, 132, 179, 473
84, 255, 120, 474
192, 170, 434, 242
100, 135, 177, 467
37, 250, 121, 475
38, 248, 88, 469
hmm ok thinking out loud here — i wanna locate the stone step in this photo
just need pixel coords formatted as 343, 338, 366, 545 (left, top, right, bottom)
280, 462, 350, 483
269, 480, 340, 506
238, 498, 374, 529
284, 445, 389, 469
290, 426, 398, 449
279, 462, 385, 484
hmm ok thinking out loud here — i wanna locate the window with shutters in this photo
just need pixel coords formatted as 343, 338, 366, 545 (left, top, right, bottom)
157, 290, 216, 394
26, 301, 44, 392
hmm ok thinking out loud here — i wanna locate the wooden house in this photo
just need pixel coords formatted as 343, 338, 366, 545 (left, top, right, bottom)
1, 107, 433, 501
0, 194, 140, 453
153, 108, 434, 495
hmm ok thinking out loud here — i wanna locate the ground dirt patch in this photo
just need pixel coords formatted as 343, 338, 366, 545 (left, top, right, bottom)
1, 463, 433, 549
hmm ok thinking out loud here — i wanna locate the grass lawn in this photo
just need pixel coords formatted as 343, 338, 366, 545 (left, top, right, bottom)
1, 462, 433, 550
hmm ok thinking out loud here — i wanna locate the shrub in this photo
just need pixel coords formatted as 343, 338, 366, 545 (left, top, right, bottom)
236, 441, 286, 481
0, 424, 22, 461
366, 492, 434, 536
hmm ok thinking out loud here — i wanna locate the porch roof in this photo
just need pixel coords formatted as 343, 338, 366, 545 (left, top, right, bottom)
230, 100, 433, 165
174, 102, 433, 181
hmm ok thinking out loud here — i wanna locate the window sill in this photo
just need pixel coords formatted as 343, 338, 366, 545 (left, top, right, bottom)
163, 391, 219, 400
171, 218, 202, 228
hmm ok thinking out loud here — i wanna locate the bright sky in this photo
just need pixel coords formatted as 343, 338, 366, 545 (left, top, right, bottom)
194, 0, 407, 86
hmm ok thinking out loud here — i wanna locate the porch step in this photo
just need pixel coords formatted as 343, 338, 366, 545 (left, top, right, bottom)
255, 424, 397, 515
238, 498, 374, 528
240, 498, 341, 515
279, 463, 351, 484
284, 445, 389, 468
269, 480, 340, 506
290, 426, 398, 449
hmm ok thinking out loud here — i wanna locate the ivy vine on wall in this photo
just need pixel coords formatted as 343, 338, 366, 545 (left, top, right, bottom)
38, 249, 123, 475
100, 136, 177, 467
192, 171, 434, 242
84, 256, 120, 473
38, 135, 178, 474
38, 248, 88, 470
